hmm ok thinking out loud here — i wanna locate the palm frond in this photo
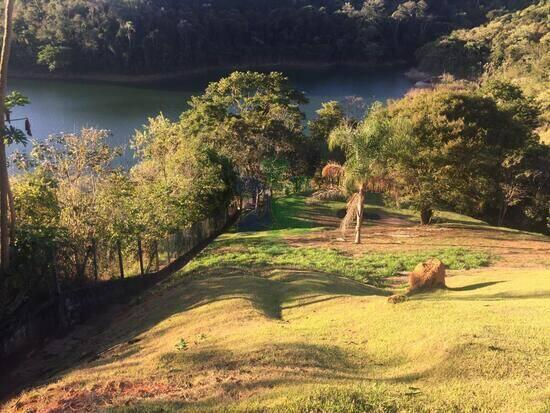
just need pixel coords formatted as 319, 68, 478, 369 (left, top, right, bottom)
322, 162, 344, 179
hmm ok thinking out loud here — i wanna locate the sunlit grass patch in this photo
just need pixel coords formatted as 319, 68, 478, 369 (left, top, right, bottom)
228, 384, 401, 413
183, 234, 491, 285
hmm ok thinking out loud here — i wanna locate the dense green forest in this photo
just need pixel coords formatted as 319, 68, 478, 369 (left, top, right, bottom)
417, 2, 550, 141
10, 0, 535, 74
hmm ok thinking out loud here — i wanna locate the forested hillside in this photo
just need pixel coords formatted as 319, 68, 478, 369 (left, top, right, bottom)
10, 0, 535, 74
417, 2, 549, 140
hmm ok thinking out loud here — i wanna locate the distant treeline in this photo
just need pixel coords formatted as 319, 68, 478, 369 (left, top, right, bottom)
10, 0, 534, 74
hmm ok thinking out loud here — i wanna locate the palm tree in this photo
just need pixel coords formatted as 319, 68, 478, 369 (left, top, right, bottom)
325, 103, 395, 244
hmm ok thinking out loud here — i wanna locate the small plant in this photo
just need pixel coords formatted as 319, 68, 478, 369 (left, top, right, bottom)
194, 333, 208, 345
175, 338, 188, 351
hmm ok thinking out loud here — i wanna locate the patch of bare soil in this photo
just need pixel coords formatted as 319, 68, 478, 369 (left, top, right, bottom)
285, 214, 550, 268
8, 380, 178, 413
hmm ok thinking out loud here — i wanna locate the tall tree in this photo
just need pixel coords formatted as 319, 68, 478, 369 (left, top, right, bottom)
180, 71, 307, 185
388, 83, 539, 225
0, 0, 16, 271
308, 101, 346, 167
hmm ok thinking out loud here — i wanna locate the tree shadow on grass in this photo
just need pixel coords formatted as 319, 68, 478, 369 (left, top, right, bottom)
2, 268, 388, 402
102, 340, 385, 412
410, 283, 550, 302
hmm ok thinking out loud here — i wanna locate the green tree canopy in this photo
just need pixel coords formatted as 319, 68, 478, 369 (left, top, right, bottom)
388, 82, 543, 224
180, 71, 308, 184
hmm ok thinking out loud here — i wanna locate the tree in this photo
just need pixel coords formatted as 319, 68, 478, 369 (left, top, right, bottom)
9, 0, 531, 75
327, 102, 395, 243
0, 0, 16, 271
494, 142, 549, 231
96, 171, 138, 279
416, 3, 549, 135
23, 128, 121, 279
37, 45, 71, 72
179, 71, 307, 185
132, 113, 236, 246
388, 83, 539, 225
308, 100, 346, 167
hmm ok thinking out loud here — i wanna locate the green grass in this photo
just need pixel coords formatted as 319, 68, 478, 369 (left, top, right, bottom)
271, 196, 321, 229
5, 194, 549, 413
183, 233, 490, 285
107, 384, 401, 412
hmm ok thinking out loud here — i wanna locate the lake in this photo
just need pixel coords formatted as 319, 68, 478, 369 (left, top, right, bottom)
9, 67, 412, 166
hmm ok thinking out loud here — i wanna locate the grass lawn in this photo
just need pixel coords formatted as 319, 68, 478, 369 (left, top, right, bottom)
2, 195, 549, 412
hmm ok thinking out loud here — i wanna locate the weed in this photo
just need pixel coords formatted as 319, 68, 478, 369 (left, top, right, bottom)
175, 339, 188, 351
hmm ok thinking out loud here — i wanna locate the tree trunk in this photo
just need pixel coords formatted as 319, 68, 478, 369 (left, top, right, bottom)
6, 175, 15, 244
154, 240, 159, 272
76, 246, 91, 280
255, 190, 260, 212
497, 203, 508, 227
50, 246, 62, 297
0, 0, 15, 272
0, 146, 9, 271
92, 238, 98, 281
392, 20, 401, 53
354, 185, 366, 244
117, 240, 124, 279
420, 207, 433, 225
137, 236, 144, 276
51, 246, 66, 327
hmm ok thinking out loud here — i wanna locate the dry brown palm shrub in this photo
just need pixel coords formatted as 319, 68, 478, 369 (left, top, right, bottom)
408, 258, 446, 292
321, 162, 345, 179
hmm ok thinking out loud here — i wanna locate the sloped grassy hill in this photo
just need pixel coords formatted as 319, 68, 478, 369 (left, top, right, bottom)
2, 195, 549, 412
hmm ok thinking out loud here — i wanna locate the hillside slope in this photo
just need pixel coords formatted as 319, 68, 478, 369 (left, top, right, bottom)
2, 196, 549, 412
416, 2, 550, 141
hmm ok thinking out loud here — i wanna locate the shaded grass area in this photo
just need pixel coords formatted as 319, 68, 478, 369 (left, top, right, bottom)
183, 233, 491, 285
270, 194, 344, 231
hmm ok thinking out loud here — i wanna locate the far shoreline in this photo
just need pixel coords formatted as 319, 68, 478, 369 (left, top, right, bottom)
11, 60, 410, 85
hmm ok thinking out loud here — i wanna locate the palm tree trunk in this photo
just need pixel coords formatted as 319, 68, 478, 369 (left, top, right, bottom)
354, 185, 366, 244
0, 0, 15, 272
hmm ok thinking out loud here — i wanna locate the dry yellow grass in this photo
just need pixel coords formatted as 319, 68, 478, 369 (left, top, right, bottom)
1, 196, 549, 412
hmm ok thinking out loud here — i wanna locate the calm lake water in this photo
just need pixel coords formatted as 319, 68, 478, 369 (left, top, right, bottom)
9, 67, 412, 166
